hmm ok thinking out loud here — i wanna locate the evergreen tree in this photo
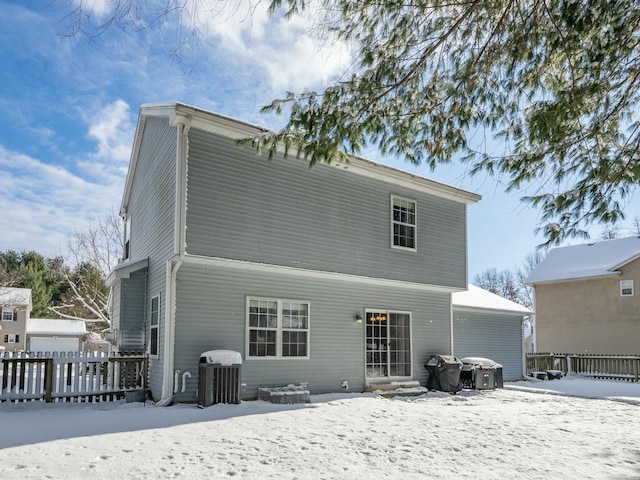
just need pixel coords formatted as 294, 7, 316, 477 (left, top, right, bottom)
55, 0, 640, 245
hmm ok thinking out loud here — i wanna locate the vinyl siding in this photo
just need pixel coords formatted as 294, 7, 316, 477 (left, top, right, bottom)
122, 116, 177, 392
119, 271, 147, 350
534, 256, 640, 354
453, 310, 524, 381
171, 261, 452, 401
128, 116, 177, 263
185, 129, 468, 289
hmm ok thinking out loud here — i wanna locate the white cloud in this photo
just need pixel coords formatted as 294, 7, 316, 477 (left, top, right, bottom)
73, 0, 113, 22
0, 98, 130, 258
184, 0, 351, 91
86, 99, 134, 163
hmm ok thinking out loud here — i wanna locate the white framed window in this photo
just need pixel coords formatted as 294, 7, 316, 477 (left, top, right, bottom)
123, 214, 132, 260
4, 334, 19, 343
391, 195, 416, 250
620, 280, 634, 297
149, 295, 160, 356
246, 297, 310, 359
2, 307, 14, 321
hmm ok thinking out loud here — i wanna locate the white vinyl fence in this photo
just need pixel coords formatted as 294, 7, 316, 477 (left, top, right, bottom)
0, 351, 147, 403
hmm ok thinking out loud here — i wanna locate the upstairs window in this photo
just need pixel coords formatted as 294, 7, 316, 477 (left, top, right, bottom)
247, 298, 310, 359
123, 214, 131, 260
1, 307, 14, 321
620, 280, 634, 296
391, 195, 416, 250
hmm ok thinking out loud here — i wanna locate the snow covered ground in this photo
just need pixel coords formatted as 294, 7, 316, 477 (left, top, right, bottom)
1, 376, 639, 479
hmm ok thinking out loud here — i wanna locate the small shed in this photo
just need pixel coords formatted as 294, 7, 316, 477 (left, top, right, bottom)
26, 318, 87, 353
452, 285, 532, 381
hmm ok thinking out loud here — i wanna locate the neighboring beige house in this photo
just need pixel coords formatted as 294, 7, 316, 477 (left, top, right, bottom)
26, 318, 87, 353
0, 287, 32, 352
526, 236, 640, 354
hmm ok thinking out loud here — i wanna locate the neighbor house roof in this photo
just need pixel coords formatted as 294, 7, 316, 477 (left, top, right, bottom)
452, 284, 532, 315
27, 319, 87, 336
525, 236, 640, 285
0, 287, 32, 308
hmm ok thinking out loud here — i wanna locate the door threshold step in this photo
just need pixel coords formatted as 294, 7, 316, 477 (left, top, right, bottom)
364, 380, 421, 392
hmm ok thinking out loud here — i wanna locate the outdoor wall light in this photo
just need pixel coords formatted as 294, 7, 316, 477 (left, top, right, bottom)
354, 313, 363, 324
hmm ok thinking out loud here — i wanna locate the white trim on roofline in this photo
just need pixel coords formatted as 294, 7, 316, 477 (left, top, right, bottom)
182, 253, 464, 293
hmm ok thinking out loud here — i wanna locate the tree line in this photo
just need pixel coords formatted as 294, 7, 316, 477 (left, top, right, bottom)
0, 213, 121, 334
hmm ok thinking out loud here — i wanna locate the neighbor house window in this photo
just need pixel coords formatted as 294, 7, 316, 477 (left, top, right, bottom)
1, 307, 14, 321
391, 195, 416, 250
620, 280, 634, 296
247, 297, 309, 359
4, 334, 19, 343
149, 295, 160, 356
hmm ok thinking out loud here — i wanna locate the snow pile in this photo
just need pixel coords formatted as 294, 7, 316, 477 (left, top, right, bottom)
0, 377, 639, 479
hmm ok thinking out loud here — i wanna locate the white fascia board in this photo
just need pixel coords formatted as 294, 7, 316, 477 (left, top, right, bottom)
121, 103, 188, 217
120, 114, 149, 217
106, 258, 149, 286
183, 254, 464, 294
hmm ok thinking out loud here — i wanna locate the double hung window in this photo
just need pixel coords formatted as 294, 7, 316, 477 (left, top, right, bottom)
391, 195, 416, 250
1, 307, 14, 321
247, 298, 309, 358
149, 295, 160, 356
620, 280, 634, 296
4, 334, 19, 343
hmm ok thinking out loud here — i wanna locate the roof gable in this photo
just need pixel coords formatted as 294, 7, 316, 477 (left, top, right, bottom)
526, 236, 640, 284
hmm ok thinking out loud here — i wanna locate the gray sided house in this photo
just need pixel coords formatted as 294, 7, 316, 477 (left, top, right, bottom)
107, 102, 481, 403
452, 285, 532, 381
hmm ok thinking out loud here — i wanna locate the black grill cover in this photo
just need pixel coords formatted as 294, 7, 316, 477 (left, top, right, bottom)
424, 355, 463, 393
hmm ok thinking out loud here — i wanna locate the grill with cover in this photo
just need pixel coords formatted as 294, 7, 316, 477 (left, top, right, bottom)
424, 355, 463, 393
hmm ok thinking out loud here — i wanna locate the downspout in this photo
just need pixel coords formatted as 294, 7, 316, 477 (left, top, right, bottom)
531, 287, 537, 353
449, 292, 455, 356
156, 112, 189, 405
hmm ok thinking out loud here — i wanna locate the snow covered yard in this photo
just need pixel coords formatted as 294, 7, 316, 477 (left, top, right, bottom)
1, 377, 639, 480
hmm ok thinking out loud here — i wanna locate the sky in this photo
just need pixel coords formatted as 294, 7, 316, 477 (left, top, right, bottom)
1, 0, 639, 280
1, 377, 640, 479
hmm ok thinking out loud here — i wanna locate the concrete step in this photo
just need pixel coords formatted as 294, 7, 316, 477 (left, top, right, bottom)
365, 381, 428, 398
258, 383, 310, 404
364, 380, 422, 392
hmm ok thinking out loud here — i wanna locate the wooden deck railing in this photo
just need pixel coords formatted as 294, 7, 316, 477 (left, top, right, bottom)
0, 351, 147, 403
526, 353, 640, 382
